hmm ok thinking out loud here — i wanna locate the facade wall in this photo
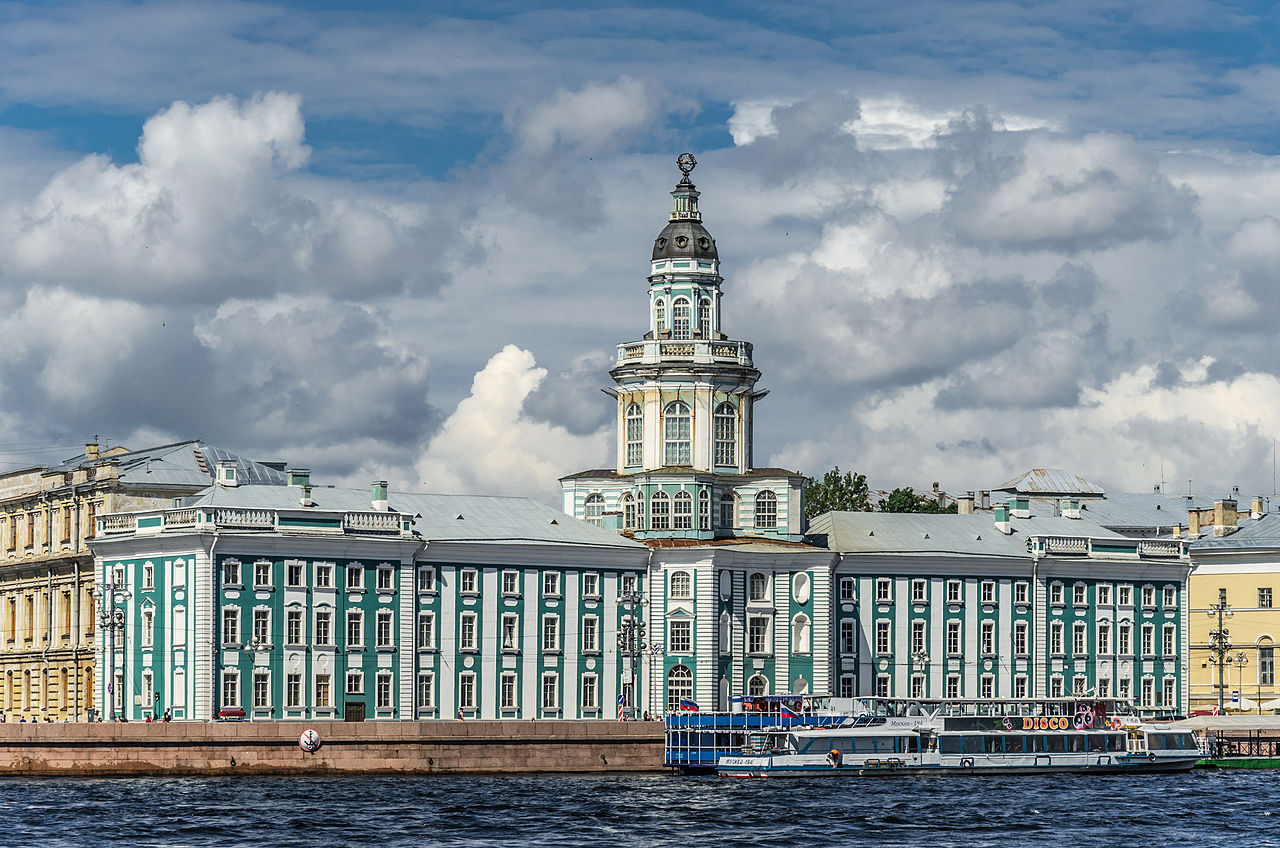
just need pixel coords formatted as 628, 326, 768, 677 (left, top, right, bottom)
1187, 556, 1280, 712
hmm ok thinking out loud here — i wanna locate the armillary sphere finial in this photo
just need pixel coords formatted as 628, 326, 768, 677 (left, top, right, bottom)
676, 152, 697, 176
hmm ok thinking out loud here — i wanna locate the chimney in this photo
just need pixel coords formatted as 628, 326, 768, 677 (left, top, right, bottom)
994, 503, 1011, 535
980, 490, 991, 510
85, 437, 100, 461
957, 492, 975, 515
1173, 523, 1181, 538
1062, 498, 1081, 520
372, 480, 389, 512
300, 484, 313, 508
1188, 509, 1201, 536
1253, 497, 1264, 520
1010, 496, 1031, 519
1214, 499, 1237, 536
215, 460, 238, 487
287, 468, 311, 488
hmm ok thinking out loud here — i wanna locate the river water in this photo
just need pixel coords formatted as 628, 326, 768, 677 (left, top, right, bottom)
2, 771, 1275, 847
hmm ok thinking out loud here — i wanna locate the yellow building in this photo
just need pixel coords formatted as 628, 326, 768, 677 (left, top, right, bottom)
0, 440, 286, 720
1185, 497, 1280, 714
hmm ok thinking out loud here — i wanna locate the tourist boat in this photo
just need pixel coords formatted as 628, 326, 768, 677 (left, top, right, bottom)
716, 698, 1199, 777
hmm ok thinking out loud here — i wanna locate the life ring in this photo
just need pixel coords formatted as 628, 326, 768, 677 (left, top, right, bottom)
1108, 716, 1123, 730
1148, 752, 1157, 762
827, 749, 842, 768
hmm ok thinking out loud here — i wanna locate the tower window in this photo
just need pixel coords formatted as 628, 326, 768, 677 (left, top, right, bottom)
621, 493, 636, 530
720, 491, 737, 529
713, 402, 736, 466
755, 490, 778, 530
651, 491, 671, 531
672, 298, 691, 340
673, 491, 693, 530
698, 490, 710, 529
699, 298, 713, 339
654, 299, 666, 333
583, 494, 604, 527
663, 401, 692, 466
625, 403, 643, 467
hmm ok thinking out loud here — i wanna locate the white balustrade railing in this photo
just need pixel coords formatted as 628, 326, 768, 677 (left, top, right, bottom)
1043, 536, 1089, 554
214, 508, 275, 529
100, 514, 137, 535
164, 509, 198, 528
344, 512, 401, 533
615, 339, 754, 365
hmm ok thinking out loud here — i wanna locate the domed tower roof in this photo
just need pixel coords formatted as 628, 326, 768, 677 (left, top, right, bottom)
651, 153, 718, 262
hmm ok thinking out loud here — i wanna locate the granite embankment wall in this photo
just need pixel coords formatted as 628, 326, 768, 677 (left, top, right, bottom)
0, 720, 666, 776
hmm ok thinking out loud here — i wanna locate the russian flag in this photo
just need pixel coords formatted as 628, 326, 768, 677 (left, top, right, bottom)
779, 704, 801, 720
678, 698, 699, 711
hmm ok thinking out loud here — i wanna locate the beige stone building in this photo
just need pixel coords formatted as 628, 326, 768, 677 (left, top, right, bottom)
0, 439, 286, 720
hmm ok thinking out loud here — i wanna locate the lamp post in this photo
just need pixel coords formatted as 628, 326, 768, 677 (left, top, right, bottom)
1207, 588, 1233, 712
1227, 650, 1249, 712
617, 590, 661, 718
911, 650, 928, 699
92, 579, 130, 721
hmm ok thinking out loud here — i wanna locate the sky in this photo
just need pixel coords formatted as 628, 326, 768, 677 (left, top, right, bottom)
3, 0, 1280, 504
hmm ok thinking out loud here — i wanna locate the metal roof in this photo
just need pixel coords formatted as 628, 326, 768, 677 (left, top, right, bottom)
807, 511, 1122, 557
1054, 492, 1216, 529
48, 440, 287, 488
994, 468, 1105, 496
1190, 513, 1280, 550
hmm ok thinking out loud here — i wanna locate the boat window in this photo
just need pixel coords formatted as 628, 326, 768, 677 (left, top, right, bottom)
939, 736, 964, 755
963, 735, 984, 754
1066, 734, 1087, 753
1003, 735, 1026, 754
983, 736, 1002, 754
1044, 735, 1066, 753
1087, 734, 1108, 752
1109, 734, 1126, 752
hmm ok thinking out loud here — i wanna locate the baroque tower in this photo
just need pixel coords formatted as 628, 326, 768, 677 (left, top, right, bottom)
561, 154, 806, 540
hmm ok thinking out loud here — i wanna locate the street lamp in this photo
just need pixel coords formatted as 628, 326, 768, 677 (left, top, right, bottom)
617, 590, 661, 718
92, 580, 131, 722
1226, 650, 1249, 712
1207, 588, 1233, 712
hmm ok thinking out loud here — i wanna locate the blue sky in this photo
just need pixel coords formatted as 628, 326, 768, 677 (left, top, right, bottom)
3, 0, 1280, 503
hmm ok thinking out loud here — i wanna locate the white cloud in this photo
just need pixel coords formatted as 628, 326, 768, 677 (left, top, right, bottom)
416, 346, 609, 501
511, 76, 664, 155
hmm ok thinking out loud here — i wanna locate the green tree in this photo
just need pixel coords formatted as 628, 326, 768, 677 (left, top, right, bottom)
878, 486, 959, 514
804, 466, 872, 518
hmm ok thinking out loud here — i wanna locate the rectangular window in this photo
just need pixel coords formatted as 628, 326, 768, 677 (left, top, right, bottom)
502, 571, 519, 595
875, 675, 889, 698
1118, 678, 1131, 701
1163, 677, 1175, 708
286, 674, 302, 708
912, 579, 927, 603
582, 616, 599, 653
253, 608, 270, 646
253, 670, 270, 709
1118, 584, 1132, 606
1073, 584, 1086, 605
1098, 623, 1111, 655
1261, 648, 1276, 686
876, 579, 891, 602
1142, 624, 1155, 657
840, 675, 855, 698
1118, 623, 1132, 655
947, 580, 962, 604
460, 569, 478, 594
1013, 677, 1028, 699
542, 614, 560, 652
981, 581, 995, 604
417, 567, 435, 593
541, 672, 559, 711
221, 608, 239, 646
980, 675, 994, 699
418, 612, 436, 649
1050, 621, 1063, 655
346, 670, 363, 695
376, 567, 395, 592
1142, 586, 1155, 608
911, 675, 925, 699
222, 670, 239, 707
376, 610, 393, 649
376, 673, 392, 709
581, 675, 598, 711
1163, 586, 1176, 608
946, 676, 960, 699
141, 609, 154, 648
286, 560, 305, 588
315, 562, 333, 588
1073, 676, 1087, 697
1014, 621, 1028, 656
1142, 677, 1154, 707
501, 613, 519, 650
1014, 581, 1029, 604
875, 620, 890, 655
347, 610, 363, 648
222, 560, 241, 587
1073, 622, 1086, 655
582, 573, 599, 598
315, 674, 331, 709
911, 620, 926, 655
458, 673, 476, 710
840, 578, 856, 602
143, 563, 154, 590
543, 572, 561, 597
1097, 584, 1112, 606
1050, 677, 1063, 698
315, 610, 332, 646
287, 609, 303, 645
621, 574, 638, 596
947, 620, 961, 655
418, 672, 435, 709
748, 616, 770, 655
840, 620, 856, 654
346, 565, 364, 591
461, 613, 477, 651
1050, 583, 1063, 605
254, 560, 272, 588
1162, 624, 1175, 657
501, 672, 517, 710
1261, 588, 1274, 609
981, 621, 995, 655
1098, 678, 1111, 698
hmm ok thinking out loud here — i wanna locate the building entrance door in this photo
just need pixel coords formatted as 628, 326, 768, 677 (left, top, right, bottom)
345, 701, 365, 722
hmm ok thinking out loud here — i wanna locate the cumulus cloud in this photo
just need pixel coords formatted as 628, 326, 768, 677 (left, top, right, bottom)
511, 76, 665, 156
416, 346, 609, 500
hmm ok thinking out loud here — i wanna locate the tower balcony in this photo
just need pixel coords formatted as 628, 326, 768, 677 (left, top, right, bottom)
614, 339, 754, 368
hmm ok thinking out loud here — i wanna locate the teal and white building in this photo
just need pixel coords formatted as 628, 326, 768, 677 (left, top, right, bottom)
561, 154, 806, 541
88, 472, 648, 721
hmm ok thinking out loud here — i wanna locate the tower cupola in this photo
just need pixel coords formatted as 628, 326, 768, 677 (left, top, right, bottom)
652, 153, 718, 262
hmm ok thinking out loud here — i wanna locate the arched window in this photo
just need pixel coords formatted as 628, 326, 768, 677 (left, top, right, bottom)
663, 402, 691, 466
713, 402, 736, 466
670, 571, 692, 599
747, 674, 768, 697
749, 572, 769, 602
792, 613, 811, 655
625, 403, 643, 467
654, 299, 666, 333
720, 491, 737, 529
621, 493, 635, 530
698, 490, 710, 529
719, 612, 731, 654
1260, 637, 1275, 688
755, 490, 778, 529
583, 494, 604, 526
673, 491, 693, 530
699, 298, 713, 339
651, 491, 670, 531
667, 665, 694, 714
672, 298, 692, 340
